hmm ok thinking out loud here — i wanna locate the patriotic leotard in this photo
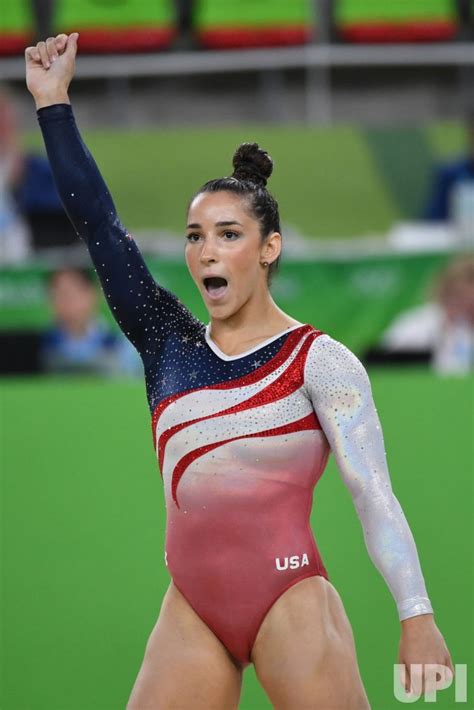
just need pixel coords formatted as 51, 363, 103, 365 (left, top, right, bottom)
38, 104, 433, 667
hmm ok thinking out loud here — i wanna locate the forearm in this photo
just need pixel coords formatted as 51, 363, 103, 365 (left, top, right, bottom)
352, 488, 433, 620
36, 101, 117, 241
36, 101, 160, 350
34, 89, 70, 110
304, 335, 434, 622
401, 613, 434, 633
27, 34, 173, 353
331, 396, 434, 620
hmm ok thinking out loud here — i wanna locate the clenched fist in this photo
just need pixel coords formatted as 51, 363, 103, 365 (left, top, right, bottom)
25, 33, 79, 109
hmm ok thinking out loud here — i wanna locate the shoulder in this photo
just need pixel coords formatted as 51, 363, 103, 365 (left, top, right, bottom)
304, 332, 367, 373
303, 333, 370, 398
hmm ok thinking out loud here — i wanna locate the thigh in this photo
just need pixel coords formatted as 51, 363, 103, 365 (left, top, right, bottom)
127, 581, 243, 710
250, 576, 371, 710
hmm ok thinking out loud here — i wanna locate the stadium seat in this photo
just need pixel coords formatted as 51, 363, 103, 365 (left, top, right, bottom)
335, 0, 458, 42
55, 0, 177, 53
0, 0, 177, 56
194, 0, 314, 49
0, 0, 34, 56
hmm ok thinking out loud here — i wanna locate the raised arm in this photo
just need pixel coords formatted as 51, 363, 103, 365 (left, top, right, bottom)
25, 33, 203, 357
303, 334, 434, 621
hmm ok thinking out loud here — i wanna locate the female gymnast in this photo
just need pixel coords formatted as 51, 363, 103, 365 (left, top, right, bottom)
25, 33, 454, 710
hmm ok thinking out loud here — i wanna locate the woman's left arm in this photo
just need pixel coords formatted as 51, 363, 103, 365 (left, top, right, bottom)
303, 334, 454, 689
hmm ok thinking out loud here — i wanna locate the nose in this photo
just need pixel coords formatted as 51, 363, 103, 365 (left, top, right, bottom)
199, 236, 218, 263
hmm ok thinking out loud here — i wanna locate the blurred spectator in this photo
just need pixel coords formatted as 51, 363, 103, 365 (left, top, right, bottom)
0, 85, 32, 264
379, 254, 474, 374
0, 82, 77, 253
40, 267, 143, 376
423, 115, 474, 237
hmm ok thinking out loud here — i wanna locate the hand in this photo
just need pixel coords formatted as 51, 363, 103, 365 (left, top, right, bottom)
398, 614, 454, 697
25, 33, 79, 109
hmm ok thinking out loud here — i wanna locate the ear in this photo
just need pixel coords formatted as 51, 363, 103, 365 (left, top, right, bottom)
261, 231, 281, 263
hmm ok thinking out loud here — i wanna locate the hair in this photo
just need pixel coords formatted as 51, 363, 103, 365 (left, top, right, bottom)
190, 142, 282, 287
46, 266, 96, 290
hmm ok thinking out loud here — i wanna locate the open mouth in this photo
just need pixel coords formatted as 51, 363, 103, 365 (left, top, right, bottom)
203, 276, 229, 300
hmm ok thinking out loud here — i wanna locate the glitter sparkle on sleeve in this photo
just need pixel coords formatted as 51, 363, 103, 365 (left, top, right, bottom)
303, 334, 434, 621
36, 103, 203, 359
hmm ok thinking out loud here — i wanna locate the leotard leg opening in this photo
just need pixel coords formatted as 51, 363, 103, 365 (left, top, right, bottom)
170, 568, 329, 668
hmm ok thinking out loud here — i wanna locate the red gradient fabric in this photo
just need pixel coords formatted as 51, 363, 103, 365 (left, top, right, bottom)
154, 327, 331, 665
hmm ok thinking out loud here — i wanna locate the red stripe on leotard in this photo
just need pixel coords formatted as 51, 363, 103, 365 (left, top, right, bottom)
151, 323, 317, 451
171, 411, 320, 508
159, 329, 322, 474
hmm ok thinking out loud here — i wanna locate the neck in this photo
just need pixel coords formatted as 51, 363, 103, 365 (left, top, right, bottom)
209, 287, 300, 349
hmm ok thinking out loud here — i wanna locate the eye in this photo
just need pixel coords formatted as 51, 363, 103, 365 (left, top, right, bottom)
186, 233, 201, 243
222, 231, 239, 240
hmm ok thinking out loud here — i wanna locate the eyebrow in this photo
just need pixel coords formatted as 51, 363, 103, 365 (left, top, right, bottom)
186, 220, 243, 229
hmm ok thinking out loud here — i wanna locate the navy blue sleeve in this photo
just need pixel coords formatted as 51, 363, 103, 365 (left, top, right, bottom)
36, 103, 203, 359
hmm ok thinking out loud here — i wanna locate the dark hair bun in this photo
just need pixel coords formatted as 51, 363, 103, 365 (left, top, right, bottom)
231, 142, 273, 187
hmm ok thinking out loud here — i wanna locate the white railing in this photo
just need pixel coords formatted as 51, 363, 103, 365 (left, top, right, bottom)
1, 42, 473, 80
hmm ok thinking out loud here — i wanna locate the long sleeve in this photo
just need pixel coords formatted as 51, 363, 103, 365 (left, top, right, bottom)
304, 334, 434, 621
36, 103, 202, 359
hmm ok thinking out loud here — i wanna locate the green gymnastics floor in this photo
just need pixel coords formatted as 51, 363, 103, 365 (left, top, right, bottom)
1, 370, 472, 709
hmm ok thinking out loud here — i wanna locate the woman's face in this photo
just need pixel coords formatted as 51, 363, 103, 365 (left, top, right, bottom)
49, 271, 97, 330
442, 280, 474, 325
185, 190, 280, 320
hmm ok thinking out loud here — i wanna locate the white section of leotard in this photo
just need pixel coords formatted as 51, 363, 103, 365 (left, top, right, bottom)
161, 388, 315, 489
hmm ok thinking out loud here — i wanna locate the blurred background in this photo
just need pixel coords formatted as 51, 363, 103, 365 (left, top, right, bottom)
1, 2, 473, 709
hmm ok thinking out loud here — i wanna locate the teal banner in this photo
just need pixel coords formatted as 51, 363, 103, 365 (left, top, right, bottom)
0, 251, 451, 353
